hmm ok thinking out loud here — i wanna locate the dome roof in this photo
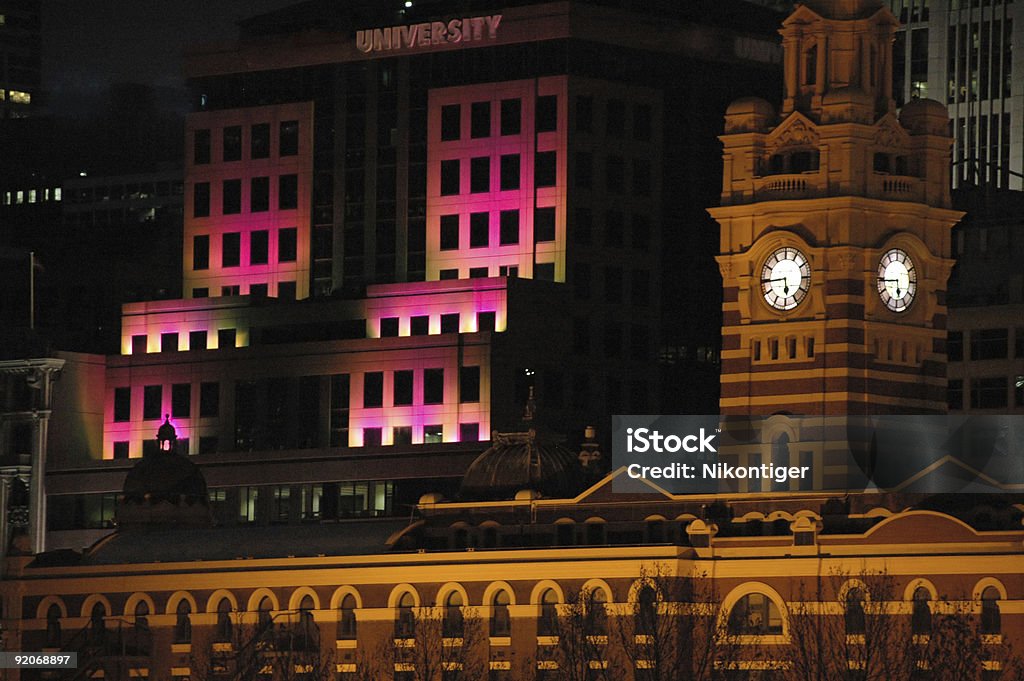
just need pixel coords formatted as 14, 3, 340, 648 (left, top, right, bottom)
899, 97, 949, 135
118, 424, 210, 528
460, 430, 581, 501
801, 0, 884, 20
724, 97, 775, 133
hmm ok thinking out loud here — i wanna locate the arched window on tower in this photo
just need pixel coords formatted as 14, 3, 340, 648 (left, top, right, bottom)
45, 604, 62, 648
443, 591, 464, 637
491, 590, 511, 637
845, 588, 866, 635
338, 594, 357, 640
804, 44, 818, 86
539, 589, 559, 636
174, 600, 192, 644
911, 587, 932, 635
981, 587, 1001, 635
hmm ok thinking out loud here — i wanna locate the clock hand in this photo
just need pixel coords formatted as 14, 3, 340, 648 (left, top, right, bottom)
878, 277, 903, 296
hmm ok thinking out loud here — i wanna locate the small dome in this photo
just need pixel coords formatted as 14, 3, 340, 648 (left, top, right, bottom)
460, 430, 581, 501
118, 447, 210, 528
725, 97, 775, 133
821, 86, 875, 124
801, 0, 884, 20
899, 98, 949, 135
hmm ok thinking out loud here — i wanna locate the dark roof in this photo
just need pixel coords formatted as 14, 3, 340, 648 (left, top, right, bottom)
30, 519, 414, 567
460, 429, 582, 501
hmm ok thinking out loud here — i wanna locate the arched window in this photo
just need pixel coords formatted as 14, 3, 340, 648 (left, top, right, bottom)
727, 593, 783, 635
134, 600, 150, 627
338, 594, 357, 640
45, 604, 62, 648
216, 599, 233, 643
443, 592, 464, 637
911, 587, 931, 635
297, 595, 317, 650
174, 600, 192, 644
844, 588, 866, 635
257, 596, 274, 633
981, 587, 1001, 635
588, 590, 608, 635
804, 44, 818, 86
395, 592, 415, 638
636, 586, 658, 636
89, 602, 107, 646
539, 589, 559, 636
491, 590, 511, 637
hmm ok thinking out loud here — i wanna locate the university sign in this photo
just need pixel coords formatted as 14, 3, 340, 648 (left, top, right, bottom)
356, 15, 503, 54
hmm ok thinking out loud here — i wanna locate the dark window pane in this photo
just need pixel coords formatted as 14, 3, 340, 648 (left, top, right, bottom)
478, 311, 496, 332
280, 120, 299, 156
222, 179, 241, 214
948, 378, 963, 410
576, 96, 593, 132
380, 317, 399, 337
194, 129, 211, 164
971, 376, 1008, 409
607, 99, 626, 137
143, 385, 162, 421
411, 315, 429, 336
441, 313, 459, 334
363, 427, 382, 446
251, 123, 270, 159
222, 232, 241, 267
971, 329, 1008, 360
575, 151, 592, 189
223, 125, 242, 162
460, 423, 479, 442
460, 366, 480, 403
471, 101, 491, 138
536, 95, 557, 132
500, 98, 521, 135
500, 210, 519, 245
424, 368, 444, 404
193, 182, 210, 218
113, 442, 129, 460
279, 227, 297, 262
440, 214, 459, 250
535, 262, 555, 281
193, 235, 209, 270
440, 159, 460, 195
200, 382, 220, 417
439, 268, 458, 280
249, 283, 267, 297
132, 335, 147, 355
441, 104, 460, 141
633, 159, 652, 196
161, 333, 179, 353
470, 157, 489, 193
469, 267, 488, 278
948, 331, 963, 361
218, 328, 236, 348
364, 372, 383, 408
251, 176, 269, 212
114, 387, 131, 422
171, 383, 191, 418
535, 151, 556, 187
394, 370, 413, 406
279, 174, 298, 210
634, 104, 652, 140
606, 156, 625, 193
535, 207, 556, 242
470, 212, 489, 248
278, 281, 296, 300
251, 230, 269, 265
189, 330, 208, 351
500, 154, 520, 190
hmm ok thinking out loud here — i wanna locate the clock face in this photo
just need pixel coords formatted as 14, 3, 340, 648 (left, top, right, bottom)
877, 248, 916, 312
761, 247, 811, 311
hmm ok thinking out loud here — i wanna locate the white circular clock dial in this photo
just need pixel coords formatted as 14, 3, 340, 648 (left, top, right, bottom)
761, 247, 811, 311
877, 248, 916, 312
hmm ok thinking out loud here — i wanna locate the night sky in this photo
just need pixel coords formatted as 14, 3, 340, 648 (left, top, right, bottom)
41, 0, 299, 114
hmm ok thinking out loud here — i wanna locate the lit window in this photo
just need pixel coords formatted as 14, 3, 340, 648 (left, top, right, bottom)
27, 189, 36, 203
54, 187, 62, 201
728, 593, 783, 635
43, 188, 50, 201
3, 192, 10, 205
16, 191, 23, 204
10, 91, 31, 105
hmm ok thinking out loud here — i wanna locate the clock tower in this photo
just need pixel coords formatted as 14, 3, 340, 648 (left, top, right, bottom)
708, 0, 962, 417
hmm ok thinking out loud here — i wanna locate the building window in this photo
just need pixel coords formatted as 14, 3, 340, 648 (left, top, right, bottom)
217, 328, 236, 349
606, 156, 625, 193
534, 207, 556, 243
539, 589, 559, 636
971, 377, 1008, 409
441, 313, 459, 334
501, 98, 521, 135
364, 372, 384, 408
192, 234, 210, 270
459, 423, 479, 442
912, 587, 931, 635
222, 232, 241, 267
636, 586, 657, 636
408, 316, 428, 336
439, 268, 458, 280
948, 379, 963, 410
380, 317, 399, 337
114, 387, 131, 422
470, 212, 489, 248
279, 227, 297, 262
499, 210, 519, 245
536, 95, 557, 132
223, 125, 242, 161
192, 288, 209, 298
573, 262, 591, 300
574, 151, 593, 189
535, 263, 555, 281
222, 179, 241, 214
948, 331, 963, 361
460, 366, 481, 403
174, 600, 191, 644
199, 382, 219, 417
171, 384, 191, 419
215, 599, 232, 642
633, 159, 652, 196
441, 104, 461, 141
440, 159, 460, 195
113, 441, 129, 460
440, 214, 459, 250
634, 104, 652, 140
470, 157, 490, 193
251, 176, 269, 212
363, 427, 382, 446
971, 329, 1009, 360
394, 370, 414, 406
471, 101, 491, 138
423, 368, 444, 404
395, 592, 415, 638
143, 385, 162, 421
478, 311, 496, 332
607, 99, 626, 137
443, 591, 464, 637
535, 151, 556, 187
339, 594, 357, 640
424, 424, 443, 443
280, 120, 299, 156
279, 174, 298, 209
194, 129, 211, 164
470, 267, 489, 278
251, 123, 270, 159
727, 593, 783, 635
489, 590, 511, 637
981, 587, 1001, 635
188, 330, 207, 351
845, 588, 866, 634
278, 281, 296, 300
193, 182, 210, 218
604, 266, 623, 303
500, 154, 520, 190
132, 335, 147, 355
248, 229, 269, 265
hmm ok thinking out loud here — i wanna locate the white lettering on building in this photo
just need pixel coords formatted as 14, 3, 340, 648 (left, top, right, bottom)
356, 15, 502, 54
